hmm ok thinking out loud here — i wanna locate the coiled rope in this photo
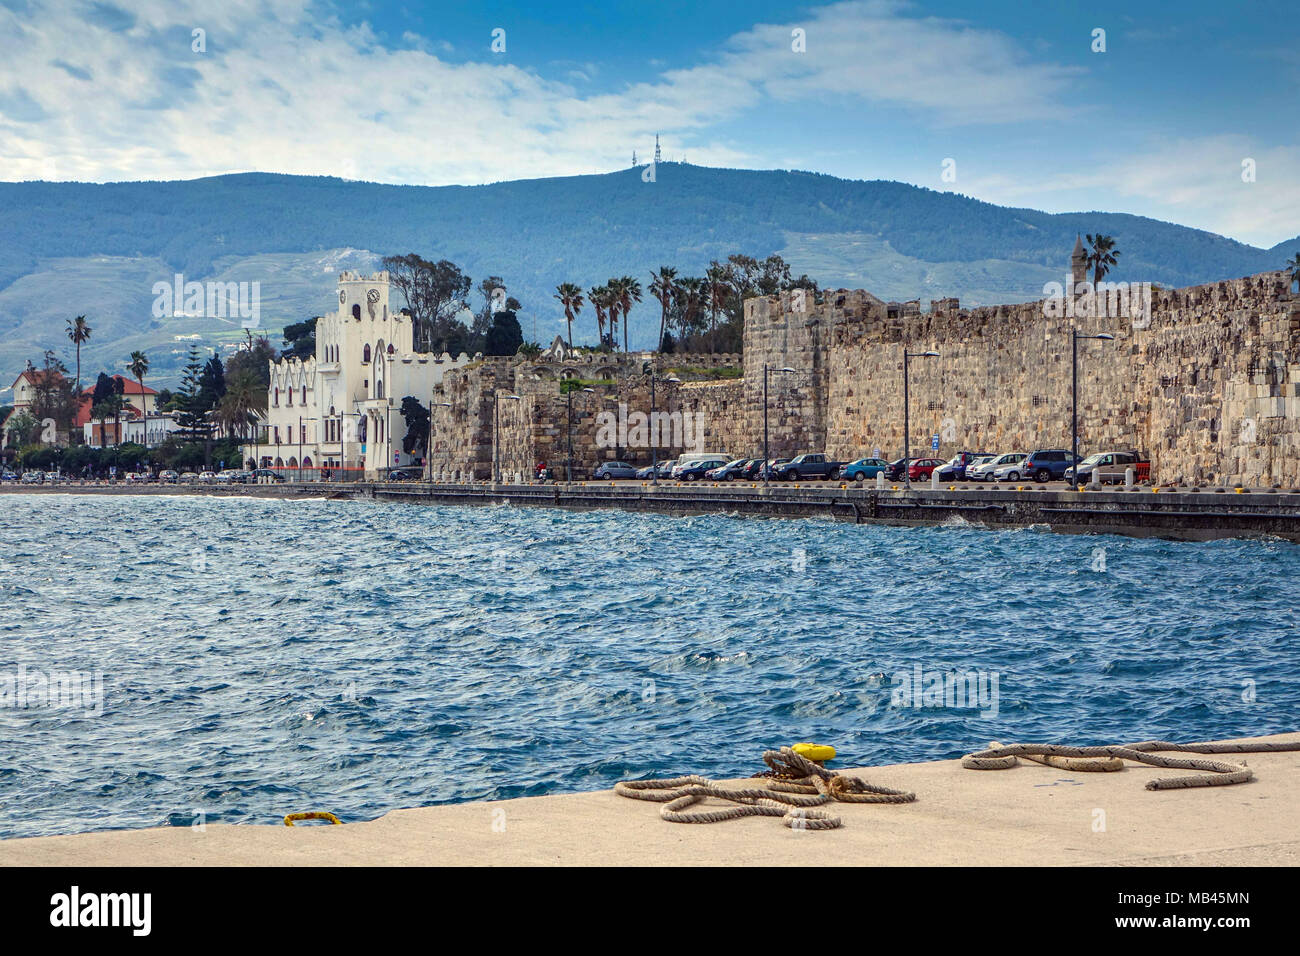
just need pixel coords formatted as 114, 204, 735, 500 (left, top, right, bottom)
614, 747, 915, 830
962, 739, 1300, 789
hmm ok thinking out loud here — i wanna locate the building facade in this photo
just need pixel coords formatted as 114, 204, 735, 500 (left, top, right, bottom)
244, 271, 473, 478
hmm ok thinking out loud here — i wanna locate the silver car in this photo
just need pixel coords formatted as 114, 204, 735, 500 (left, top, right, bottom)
976, 452, 1027, 481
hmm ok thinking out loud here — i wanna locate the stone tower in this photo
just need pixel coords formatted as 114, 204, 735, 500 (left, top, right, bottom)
1071, 234, 1088, 289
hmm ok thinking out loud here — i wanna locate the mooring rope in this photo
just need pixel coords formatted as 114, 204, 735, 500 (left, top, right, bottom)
614, 747, 916, 830
962, 739, 1300, 789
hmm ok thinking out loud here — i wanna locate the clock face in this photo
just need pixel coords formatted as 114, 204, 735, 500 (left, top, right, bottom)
339, 290, 346, 305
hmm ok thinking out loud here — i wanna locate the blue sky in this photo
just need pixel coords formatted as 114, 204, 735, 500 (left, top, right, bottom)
1, 0, 1296, 245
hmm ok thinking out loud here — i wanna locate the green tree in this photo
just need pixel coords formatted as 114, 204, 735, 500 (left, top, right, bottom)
382, 253, 472, 353
1286, 253, 1300, 294
611, 276, 642, 353
281, 316, 319, 360
225, 335, 276, 391
553, 282, 584, 349
484, 310, 523, 356
198, 354, 226, 410
649, 266, 678, 353
216, 369, 266, 442
65, 315, 92, 393
1086, 234, 1121, 285
91, 393, 127, 447
587, 284, 609, 348
30, 351, 78, 442
4, 410, 41, 448
174, 346, 211, 441
399, 396, 430, 456
127, 350, 150, 448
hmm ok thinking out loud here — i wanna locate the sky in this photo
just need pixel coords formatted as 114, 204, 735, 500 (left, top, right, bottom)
1, 0, 1296, 247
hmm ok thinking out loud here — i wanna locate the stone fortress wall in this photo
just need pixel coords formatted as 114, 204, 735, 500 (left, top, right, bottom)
424, 267, 1300, 487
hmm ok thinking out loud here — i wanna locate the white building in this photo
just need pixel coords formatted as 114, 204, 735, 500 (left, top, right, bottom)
83, 411, 182, 448
244, 271, 472, 478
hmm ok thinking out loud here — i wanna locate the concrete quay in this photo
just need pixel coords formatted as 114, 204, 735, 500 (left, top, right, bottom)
8, 479, 1300, 541
2, 733, 1295, 867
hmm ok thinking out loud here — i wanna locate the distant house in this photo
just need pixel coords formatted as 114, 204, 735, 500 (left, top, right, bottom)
4, 361, 72, 447
76, 375, 162, 447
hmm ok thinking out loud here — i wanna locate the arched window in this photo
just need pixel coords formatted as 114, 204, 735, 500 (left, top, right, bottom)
352, 304, 361, 321
362, 344, 371, 363
273, 387, 279, 406
302, 385, 307, 404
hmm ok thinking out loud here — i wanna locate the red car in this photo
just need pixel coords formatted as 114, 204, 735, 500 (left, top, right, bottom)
906, 458, 945, 480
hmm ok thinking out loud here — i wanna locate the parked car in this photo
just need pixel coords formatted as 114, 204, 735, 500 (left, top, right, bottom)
249, 468, 286, 483
196, 471, 217, 483
635, 460, 674, 480
20, 471, 43, 484
973, 453, 1026, 481
158, 470, 179, 484
906, 458, 946, 481
706, 458, 754, 481
0, 470, 18, 481
593, 461, 640, 480
935, 451, 993, 481
772, 453, 844, 481
179, 472, 199, 483
385, 467, 423, 481
1064, 451, 1151, 485
673, 458, 728, 480
1020, 449, 1082, 482
840, 458, 890, 481
749, 458, 790, 480
884, 458, 910, 481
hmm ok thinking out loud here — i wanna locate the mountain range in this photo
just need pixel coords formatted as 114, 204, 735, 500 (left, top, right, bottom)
2, 163, 1296, 388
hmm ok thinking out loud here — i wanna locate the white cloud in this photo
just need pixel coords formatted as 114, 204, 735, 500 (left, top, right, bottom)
0, 0, 1085, 187
962, 137, 1300, 247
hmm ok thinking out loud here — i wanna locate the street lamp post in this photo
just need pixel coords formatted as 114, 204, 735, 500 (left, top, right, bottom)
426, 398, 451, 481
762, 365, 797, 487
494, 392, 521, 484
1072, 330, 1114, 478
902, 349, 940, 488
566, 385, 594, 483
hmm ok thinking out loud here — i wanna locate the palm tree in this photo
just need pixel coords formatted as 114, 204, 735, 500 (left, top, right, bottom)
127, 351, 150, 448
219, 370, 267, 442
649, 266, 678, 353
1085, 234, 1121, 286
553, 283, 584, 349
588, 285, 608, 347
606, 277, 624, 351
614, 276, 643, 353
705, 263, 730, 348
66, 315, 92, 393
675, 277, 705, 345
1285, 253, 1300, 294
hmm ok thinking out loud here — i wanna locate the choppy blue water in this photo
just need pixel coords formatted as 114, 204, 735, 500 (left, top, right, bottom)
0, 493, 1296, 838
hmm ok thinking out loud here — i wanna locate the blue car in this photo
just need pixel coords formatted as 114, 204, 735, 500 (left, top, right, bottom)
1020, 449, 1083, 482
840, 458, 890, 481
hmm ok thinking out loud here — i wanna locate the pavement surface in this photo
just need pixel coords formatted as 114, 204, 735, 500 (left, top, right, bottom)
2, 733, 1296, 866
